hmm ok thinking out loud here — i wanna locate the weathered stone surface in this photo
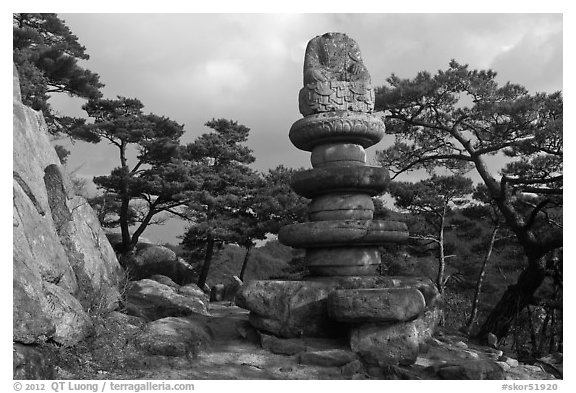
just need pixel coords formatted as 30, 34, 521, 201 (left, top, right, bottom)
328, 287, 426, 323
178, 283, 210, 302
311, 143, 366, 168
289, 165, 389, 198
299, 81, 375, 116
308, 193, 374, 221
432, 360, 505, 380
13, 179, 77, 290
500, 356, 519, 368
298, 33, 373, 116
306, 247, 381, 276
341, 359, 365, 376
13, 65, 123, 345
260, 332, 307, 355
58, 196, 122, 311
125, 279, 209, 321
13, 343, 56, 380
237, 277, 441, 339
289, 112, 385, 151
303, 33, 371, 85
134, 316, 212, 357
350, 322, 420, 366
298, 349, 358, 367
130, 243, 196, 285
279, 220, 408, 248
13, 241, 56, 344
236, 280, 341, 337
42, 283, 94, 346
412, 306, 443, 343
149, 274, 179, 288
307, 275, 442, 308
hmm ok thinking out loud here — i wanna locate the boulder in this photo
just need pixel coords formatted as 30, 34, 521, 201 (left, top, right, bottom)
499, 356, 519, 368
13, 344, 56, 380
149, 274, 179, 288
133, 316, 212, 357
311, 275, 442, 307
178, 283, 210, 302
128, 244, 196, 285
222, 276, 243, 301
236, 280, 342, 337
350, 322, 420, 366
237, 276, 441, 339
124, 279, 209, 321
328, 287, 426, 323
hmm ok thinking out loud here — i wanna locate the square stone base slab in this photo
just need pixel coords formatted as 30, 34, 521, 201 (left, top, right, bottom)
235, 276, 441, 339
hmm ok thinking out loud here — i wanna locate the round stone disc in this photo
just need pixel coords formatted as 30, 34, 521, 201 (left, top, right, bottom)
278, 220, 409, 248
308, 193, 374, 221
289, 111, 385, 151
291, 166, 390, 198
311, 143, 366, 168
328, 288, 426, 323
306, 247, 381, 276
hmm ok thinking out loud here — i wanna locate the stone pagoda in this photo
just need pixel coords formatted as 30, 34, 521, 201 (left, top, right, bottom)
236, 33, 442, 367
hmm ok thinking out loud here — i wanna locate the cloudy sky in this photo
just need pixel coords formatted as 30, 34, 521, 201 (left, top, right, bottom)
45, 12, 562, 243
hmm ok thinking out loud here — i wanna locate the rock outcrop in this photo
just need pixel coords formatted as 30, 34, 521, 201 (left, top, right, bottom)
114, 241, 196, 285
13, 65, 123, 347
124, 279, 209, 321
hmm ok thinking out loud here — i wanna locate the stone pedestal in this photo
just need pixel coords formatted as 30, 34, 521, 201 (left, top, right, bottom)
236, 32, 442, 367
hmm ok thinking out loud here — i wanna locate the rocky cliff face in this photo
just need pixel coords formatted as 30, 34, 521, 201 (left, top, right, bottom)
13, 65, 123, 346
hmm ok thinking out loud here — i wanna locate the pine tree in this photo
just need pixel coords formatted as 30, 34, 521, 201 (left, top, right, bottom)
13, 13, 104, 135
181, 119, 262, 288
375, 60, 562, 340
73, 96, 200, 257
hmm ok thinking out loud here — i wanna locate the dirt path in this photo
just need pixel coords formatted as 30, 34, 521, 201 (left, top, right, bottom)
134, 304, 344, 380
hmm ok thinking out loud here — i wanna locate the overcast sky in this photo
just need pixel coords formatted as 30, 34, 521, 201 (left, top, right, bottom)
44, 12, 563, 244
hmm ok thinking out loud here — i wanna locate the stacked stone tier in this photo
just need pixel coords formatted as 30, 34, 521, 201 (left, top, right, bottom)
279, 220, 408, 276
282, 109, 407, 276
290, 166, 389, 199
289, 111, 385, 151
279, 220, 408, 248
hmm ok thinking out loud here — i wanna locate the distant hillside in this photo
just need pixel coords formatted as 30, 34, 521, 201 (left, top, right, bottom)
164, 240, 294, 286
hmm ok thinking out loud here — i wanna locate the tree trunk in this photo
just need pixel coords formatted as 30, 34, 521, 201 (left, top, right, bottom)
197, 234, 215, 289
129, 200, 159, 250
465, 226, 498, 333
118, 142, 132, 253
436, 206, 447, 294
527, 306, 538, 355
119, 193, 131, 251
239, 245, 252, 281
476, 254, 547, 341
537, 308, 551, 357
